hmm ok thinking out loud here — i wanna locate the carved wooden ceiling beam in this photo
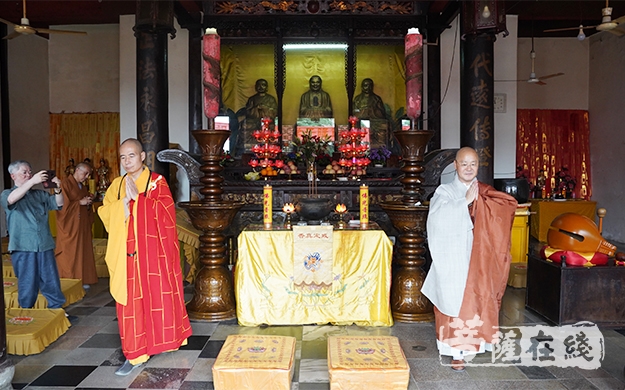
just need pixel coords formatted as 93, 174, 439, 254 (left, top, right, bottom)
206, 1, 424, 16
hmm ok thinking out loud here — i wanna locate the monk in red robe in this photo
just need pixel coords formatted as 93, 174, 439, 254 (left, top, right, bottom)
98, 138, 192, 376
55, 162, 98, 287
422, 147, 517, 371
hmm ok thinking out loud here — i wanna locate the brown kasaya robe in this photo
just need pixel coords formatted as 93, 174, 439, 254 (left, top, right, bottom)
434, 182, 517, 351
55, 175, 98, 284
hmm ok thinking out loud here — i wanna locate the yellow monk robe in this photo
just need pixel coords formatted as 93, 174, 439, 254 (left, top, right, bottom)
98, 167, 192, 363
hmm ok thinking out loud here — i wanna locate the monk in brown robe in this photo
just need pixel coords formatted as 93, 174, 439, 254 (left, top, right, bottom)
55, 162, 98, 288
422, 147, 517, 371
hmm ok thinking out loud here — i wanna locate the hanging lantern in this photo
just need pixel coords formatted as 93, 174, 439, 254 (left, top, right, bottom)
462, 0, 507, 37
134, 0, 176, 37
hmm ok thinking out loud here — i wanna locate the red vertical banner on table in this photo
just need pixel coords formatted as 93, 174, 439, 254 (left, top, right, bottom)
405, 28, 423, 123
263, 184, 272, 228
202, 28, 220, 120
360, 184, 369, 227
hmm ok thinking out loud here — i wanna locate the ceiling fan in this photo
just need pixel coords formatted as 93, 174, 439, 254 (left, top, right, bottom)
496, 35, 564, 86
0, 0, 87, 40
543, 0, 625, 39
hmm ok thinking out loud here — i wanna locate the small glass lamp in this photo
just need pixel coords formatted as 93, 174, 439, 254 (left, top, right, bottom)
335, 203, 347, 229
283, 203, 295, 229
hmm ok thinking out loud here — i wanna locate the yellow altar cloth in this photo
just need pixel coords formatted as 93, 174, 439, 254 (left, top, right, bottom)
327, 336, 409, 390
212, 334, 296, 390
4, 277, 85, 309
235, 225, 393, 326
6, 308, 71, 355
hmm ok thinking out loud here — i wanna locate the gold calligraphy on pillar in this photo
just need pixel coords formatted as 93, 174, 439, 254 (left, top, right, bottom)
476, 146, 492, 167
139, 120, 155, 145
139, 58, 156, 80
470, 79, 489, 109
469, 53, 492, 110
140, 87, 156, 113
468, 116, 491, 141
470, 53, 492, 77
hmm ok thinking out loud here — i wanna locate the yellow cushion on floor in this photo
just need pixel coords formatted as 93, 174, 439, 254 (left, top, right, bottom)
328, 336, 410, 390
2, 256, 14, 278
6, 308, 71, 355
212, 335, 296, 390
93, 238, 110, 278
4, 277, 85, 308
507, 263, 527, 288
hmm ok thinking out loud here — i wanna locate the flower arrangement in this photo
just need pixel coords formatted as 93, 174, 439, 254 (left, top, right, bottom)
219, 151, 235, 167
516, 165, 538, 188
555, 166, 576, 194
369, 145, 391, 166
292, 130, 332, 164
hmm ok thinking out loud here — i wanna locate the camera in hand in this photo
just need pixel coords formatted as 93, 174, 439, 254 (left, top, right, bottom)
42, 170, 58, 189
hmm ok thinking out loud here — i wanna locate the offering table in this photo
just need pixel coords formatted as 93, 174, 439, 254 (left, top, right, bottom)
235, 223, 393, 326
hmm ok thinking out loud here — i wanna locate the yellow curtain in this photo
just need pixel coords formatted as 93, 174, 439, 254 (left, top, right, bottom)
220, 44, 406, 128
355, 44, 406, 119
49, 113, 120, 180
221, 44, 277, 117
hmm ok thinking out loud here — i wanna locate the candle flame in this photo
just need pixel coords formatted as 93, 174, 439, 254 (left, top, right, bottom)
283, 203, 295, 213
335, 203, 347, 213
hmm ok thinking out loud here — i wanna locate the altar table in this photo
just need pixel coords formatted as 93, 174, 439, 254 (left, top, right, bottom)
529, 199, 597, 242
235, 225, 393, 327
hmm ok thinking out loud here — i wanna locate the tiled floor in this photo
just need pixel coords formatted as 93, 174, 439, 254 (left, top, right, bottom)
8, 261, 625, 389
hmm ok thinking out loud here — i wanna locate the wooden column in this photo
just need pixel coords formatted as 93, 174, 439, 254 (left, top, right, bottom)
426, 29, 441, 151
461, 33, 495, 186
135, 0, 175, 180
188, 24, 203, 155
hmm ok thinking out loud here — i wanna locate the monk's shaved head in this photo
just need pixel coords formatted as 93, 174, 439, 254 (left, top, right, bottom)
454, 147, 479, 184
455, 147, 478, 162
120, 138, 144, 153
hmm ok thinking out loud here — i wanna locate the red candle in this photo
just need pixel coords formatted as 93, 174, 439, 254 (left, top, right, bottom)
203, 28, 221, 120
405, 28, 423, 122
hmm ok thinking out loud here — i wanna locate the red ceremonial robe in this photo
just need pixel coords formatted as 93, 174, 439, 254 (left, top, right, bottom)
100, 169, 192, 362
55, 174, 98, 284
434, 182, 517, 351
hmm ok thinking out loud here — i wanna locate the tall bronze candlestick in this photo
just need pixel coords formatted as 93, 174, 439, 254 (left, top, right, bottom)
380, 130, 434, 322
180, 130, 244, 321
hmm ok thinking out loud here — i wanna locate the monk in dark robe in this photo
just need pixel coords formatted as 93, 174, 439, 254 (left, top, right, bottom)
55, 162, 98, 288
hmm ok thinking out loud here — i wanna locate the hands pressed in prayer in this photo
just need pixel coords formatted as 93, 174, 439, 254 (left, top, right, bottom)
125, 175, 139, 202
466, 180, 478, 205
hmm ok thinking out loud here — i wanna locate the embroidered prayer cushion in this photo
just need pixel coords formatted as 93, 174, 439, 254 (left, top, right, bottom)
540, 245, 609, 267
212, 335, 296, 390
327, 336, 409, 390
